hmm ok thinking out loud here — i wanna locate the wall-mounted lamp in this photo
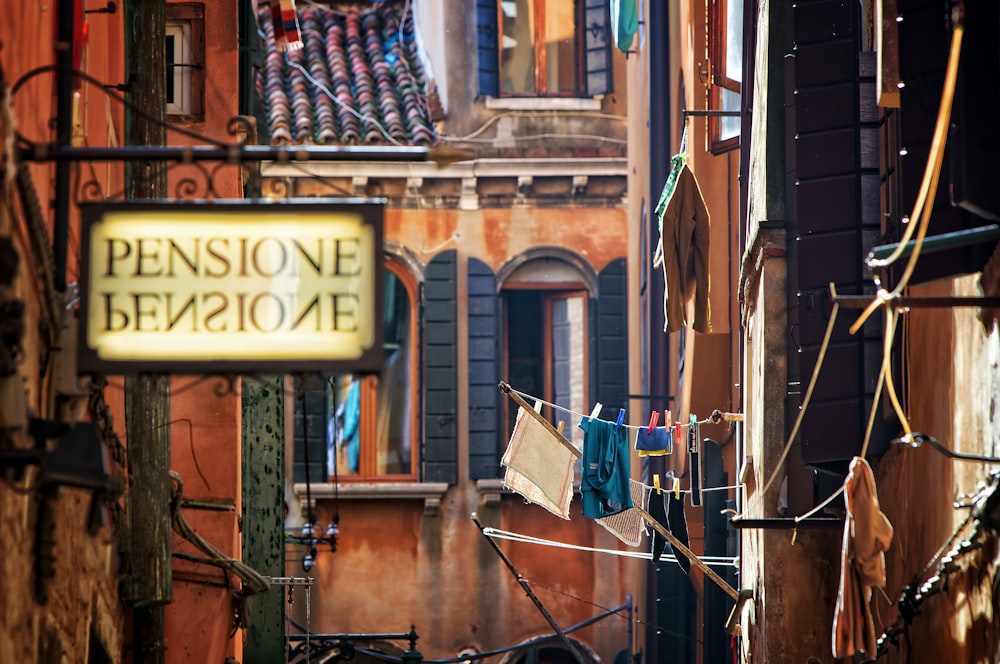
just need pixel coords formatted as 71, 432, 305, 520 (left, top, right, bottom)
286, 515, 339, 572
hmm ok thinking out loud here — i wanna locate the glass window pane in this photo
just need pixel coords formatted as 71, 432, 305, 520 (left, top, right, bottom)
544, 0, 577, 93
720, 87, 740, 140
376, 271, 412, 475
330, 375, 361, 477
725, 0, 743, 82
550, 295, 586, 449
327, 269, 413, 478
501, 0, 536, 93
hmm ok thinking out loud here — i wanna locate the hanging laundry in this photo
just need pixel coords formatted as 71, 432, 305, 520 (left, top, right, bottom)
688, 415, 703, 507
648, 474, 691, 574
610, 0, 639, 52
596, 480, 650, 547
270, 0, 303, 52
653, 155, 711, 333
832, 457, 894, 659
635, 425, 673, 456
340, 379, 361, 473
579, 417, 633, 519
502, 407, 576, 520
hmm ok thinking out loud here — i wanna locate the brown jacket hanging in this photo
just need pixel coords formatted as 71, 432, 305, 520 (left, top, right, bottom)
832, 457, 894, 659
657, 163, 711, 333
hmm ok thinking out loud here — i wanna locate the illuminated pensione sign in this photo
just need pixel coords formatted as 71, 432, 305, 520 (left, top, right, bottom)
78, 200, 384, 373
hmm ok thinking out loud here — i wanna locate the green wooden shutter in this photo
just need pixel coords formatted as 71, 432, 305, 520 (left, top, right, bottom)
595, 258, 628, 411
292, 374, 328, 484
467, 258, 501, 480
423, 250, 458, 484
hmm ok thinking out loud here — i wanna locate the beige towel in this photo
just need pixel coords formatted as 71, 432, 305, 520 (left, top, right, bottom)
596, 480, 650, 546
502, 407, 576, 520
833, 457, 894, 658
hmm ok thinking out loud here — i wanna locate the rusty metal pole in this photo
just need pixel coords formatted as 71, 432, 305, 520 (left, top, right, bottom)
123, 2, 170, 663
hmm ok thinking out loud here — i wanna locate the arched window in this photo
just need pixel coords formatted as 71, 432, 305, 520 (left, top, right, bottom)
500, 253, 595, 448
326, 259, 419, 480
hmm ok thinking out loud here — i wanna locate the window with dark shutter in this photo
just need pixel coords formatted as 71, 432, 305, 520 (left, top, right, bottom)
476, 0, 612, 98
467, 259, 502, 480
423, 251, 459, 484
594, 258, 628, 411
476, 0, 500, 97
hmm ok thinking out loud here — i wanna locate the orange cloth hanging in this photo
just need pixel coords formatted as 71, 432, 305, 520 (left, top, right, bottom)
832, 457, 894, 658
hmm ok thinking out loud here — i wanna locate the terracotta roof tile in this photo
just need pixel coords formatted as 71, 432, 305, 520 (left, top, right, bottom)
258, 2, 439, 147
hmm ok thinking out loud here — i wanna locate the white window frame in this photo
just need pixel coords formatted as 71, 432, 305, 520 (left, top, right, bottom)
166, 20, 193, 116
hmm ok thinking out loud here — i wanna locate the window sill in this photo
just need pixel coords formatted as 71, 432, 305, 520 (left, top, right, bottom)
483, 96, 603, 112
294, 482, 450, 516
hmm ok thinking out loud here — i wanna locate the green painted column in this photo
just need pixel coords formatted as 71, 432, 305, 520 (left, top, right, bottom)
242, 376, 286, 662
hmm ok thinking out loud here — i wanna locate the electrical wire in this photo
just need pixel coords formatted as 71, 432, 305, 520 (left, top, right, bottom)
285, 62, 404, 147
482, 527, 739, 567
849, 20, 965, 335
506, 385, 726, 432
746, 283, 841, 516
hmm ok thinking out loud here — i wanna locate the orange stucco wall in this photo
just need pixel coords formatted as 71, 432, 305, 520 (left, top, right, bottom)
1, 3, 126, 661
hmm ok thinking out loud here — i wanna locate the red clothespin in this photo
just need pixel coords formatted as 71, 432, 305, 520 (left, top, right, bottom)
674, 421, 682, 442
647, 411, 660, 433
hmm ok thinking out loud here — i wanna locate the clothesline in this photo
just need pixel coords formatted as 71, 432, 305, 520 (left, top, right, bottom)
505, 384, 741, 432
483, 527, 739, 568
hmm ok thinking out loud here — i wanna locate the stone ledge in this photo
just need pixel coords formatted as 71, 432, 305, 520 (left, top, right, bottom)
294, 482, 450, 516
476, 479, 510, 506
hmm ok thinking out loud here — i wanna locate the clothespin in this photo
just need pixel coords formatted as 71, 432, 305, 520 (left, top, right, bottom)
589, 402, 603, 420
653, 473, 661, 495
615, 408, 626, 430
672, 477, 681, 499
533, 400, 543, 414
664, 410, 673, 429
648, 411, 660, 433
674, 422, 682, 442
557, 420, 565, 435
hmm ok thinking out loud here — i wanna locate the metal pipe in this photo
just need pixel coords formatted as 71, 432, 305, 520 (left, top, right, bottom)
471, 512, 587, 663
20, 144, 430, 164
832, 295, 1000, 309
53, 0, 75, 292
728, 517, 843, 529
682, 109, 743, 118
867, 223, 1000, 264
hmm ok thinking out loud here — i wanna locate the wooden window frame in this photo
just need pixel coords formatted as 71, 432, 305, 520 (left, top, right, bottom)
335, 259, 420, 483
501, 282, 590, 434
708, 0, 742, 153
496, 0, 583, 97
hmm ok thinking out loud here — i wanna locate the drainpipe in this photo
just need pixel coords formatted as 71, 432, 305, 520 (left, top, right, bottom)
646, 3, 670, 663
53, 0, 74, 293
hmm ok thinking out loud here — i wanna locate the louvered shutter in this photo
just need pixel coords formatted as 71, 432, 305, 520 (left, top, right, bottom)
594, 258, 628, 411
476, 0, 500, 97
423, 250, 459, 484
468, 258, 502, 480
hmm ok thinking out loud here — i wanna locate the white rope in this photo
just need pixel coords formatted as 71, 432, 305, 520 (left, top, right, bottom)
482, 527, 739, 568
508, 387, 717, 431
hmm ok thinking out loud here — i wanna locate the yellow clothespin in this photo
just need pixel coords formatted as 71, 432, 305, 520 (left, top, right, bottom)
557, 420, 565, 435
653, 473, 661, 495
672, 477, 681, 499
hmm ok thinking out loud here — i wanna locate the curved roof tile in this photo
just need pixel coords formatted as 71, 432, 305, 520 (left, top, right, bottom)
258, 3, 440, 147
